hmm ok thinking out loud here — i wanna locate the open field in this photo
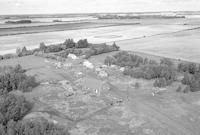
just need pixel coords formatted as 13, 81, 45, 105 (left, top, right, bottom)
1, 18, 200, 63
0, 21, 125, 36
0, 19, 198, 55
115, 27, 200, 63
1, 54, 200, 135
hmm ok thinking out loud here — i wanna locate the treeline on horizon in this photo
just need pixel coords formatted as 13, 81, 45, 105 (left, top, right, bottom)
5, 20, 32, 24
97, 14, 185, 19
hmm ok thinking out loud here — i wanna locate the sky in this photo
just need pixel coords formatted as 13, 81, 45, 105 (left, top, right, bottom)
0, 0, 200, 15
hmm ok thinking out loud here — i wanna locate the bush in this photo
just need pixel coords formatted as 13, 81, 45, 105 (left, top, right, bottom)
183, 86, 191, 93
176, 86, 182, 92
124, 64, 176, 81
181, 72, 200, 92
160, 58, 173, 67
0, 65, 38, 94
154, 78, 168, 88
2, 54, 17, 60
178, 62, 198, 74
0, 119, 69, 135
57, 43, 119, 59
91, 43, 119, 56
0, 55, 3, 60
45, 44, 62, 53
112, 51, 145, 67
0, 94, 32, 125
104, 56, 117, 66
135, 82, 140, 89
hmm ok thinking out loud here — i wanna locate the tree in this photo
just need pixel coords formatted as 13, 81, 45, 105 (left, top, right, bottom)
21, 47, 27, 54
160, 58, 173, 67
154, 78, 167, 88
63, 39, 75, 49
76, 39, 89, 48
181, 72, 192, 85
0, 119, 70, 135
0, 94, 32, 125
0, 65, 38, 94
188, 63, 197, 74
16, 48, 22, 57
104, 56, 116, 66
112, 42, 120, 51
135, 82, 140, 89
176, 86, 182, 92
183, 86, 190, 93
39, 42, 47, 52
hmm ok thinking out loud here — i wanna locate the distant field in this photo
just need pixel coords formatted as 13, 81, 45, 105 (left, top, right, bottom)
0, 23, 194, 55
1, 18, 200, 63
116, 27, 200, 63
0, 21, 123, 36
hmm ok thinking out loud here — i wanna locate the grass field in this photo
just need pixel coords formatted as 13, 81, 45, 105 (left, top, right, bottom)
1, 54, 200, 135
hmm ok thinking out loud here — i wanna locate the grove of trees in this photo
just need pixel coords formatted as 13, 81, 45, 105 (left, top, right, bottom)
0, 64, 38, 94
105, 51, 176, 87
0, 65, 69, 135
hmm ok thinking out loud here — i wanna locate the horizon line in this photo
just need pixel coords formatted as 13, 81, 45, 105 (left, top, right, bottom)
0, 10, 200, 16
